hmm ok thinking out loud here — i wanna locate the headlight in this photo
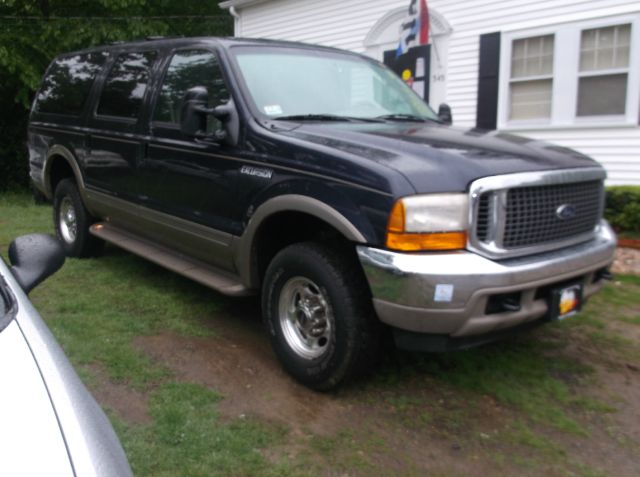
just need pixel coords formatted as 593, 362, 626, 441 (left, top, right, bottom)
386, 193, 469, 251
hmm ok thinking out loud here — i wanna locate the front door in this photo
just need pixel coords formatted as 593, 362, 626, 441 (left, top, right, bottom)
141, 48, 240, 269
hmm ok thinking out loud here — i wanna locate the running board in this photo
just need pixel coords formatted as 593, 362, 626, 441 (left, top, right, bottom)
89, 222, 251, 296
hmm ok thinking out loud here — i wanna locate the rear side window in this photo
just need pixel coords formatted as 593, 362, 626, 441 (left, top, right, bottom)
97, 51, 157, 119
154, 50, 229, 125
36, 52, 107, 116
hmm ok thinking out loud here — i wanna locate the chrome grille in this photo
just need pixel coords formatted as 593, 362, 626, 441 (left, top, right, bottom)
476, 193, 491, 242
469, 168, 606, 259
502, 181, 603, 248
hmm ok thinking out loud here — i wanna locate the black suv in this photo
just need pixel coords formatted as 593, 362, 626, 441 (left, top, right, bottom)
28, 37, 616, 390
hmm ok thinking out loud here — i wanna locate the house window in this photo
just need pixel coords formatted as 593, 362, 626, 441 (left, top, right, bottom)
577, 24, 631, 116
509, 35, 554, 120
498, 16, 639, 129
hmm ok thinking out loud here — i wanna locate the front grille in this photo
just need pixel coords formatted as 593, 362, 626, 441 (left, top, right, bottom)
476, 193, 491, 242
471, 169, 606, 258
502, 180, 603, 248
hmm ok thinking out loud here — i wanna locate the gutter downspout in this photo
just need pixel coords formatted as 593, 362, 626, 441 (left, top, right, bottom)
229, 6, 241, 36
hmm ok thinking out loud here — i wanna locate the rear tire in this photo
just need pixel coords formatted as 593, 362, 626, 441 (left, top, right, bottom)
53, 179, 103, 257
262, 242, 379, 390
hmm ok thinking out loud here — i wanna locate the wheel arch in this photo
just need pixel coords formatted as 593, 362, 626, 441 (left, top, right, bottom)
43, 145, 85, 200
234, 195, 368, 289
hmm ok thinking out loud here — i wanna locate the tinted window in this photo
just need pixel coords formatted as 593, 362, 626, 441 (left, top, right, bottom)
154, 50, 229, 126
97, 51, 157, 119
36, 52, 107, 115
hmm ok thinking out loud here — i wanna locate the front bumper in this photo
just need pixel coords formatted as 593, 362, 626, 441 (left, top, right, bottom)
357, 221, 616, 342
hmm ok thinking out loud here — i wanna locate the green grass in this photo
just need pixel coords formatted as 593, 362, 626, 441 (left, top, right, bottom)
2, 192, 639, 477
33, 254, 218, 386
620, 315, 640, 325
366, 333, 595, 436
0, 194, 295, 475
118, 382, 292, 477
0, 193, 52, 244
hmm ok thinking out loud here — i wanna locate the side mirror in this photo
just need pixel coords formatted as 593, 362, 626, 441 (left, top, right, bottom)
9, 234, 65, 294
180, 86, 209, 138
438, 103, 453, 125
180, 87, 239, 145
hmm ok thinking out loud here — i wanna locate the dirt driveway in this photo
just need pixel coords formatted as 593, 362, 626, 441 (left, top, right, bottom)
92, 267, 640, 477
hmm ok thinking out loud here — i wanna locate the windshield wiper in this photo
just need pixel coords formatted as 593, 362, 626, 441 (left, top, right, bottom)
275, 114, 352, 122
375, 113, 435, 122
274, 114, 382, 123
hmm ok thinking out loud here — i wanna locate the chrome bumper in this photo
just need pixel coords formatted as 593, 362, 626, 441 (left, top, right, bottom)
357, 221, 616, 337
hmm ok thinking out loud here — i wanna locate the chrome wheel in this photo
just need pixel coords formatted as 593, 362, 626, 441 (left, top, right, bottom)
58, 196, 77, 244
278, 276, 333, 359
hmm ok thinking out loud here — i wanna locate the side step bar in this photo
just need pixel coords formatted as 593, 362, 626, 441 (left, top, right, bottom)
89, 222, 252, 297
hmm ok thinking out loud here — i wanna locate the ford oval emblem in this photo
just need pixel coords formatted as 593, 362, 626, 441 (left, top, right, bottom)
556, 204, 577, 220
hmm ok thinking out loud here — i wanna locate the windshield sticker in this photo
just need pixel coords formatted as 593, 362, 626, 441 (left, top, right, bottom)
264, 104, 283, 116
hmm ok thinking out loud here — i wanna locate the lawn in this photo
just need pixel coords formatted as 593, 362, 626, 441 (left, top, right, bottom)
1, 192, 639, 477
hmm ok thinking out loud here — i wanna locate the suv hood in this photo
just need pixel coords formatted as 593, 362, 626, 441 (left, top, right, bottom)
280, 122, 599, 193
0, 320, 74, 477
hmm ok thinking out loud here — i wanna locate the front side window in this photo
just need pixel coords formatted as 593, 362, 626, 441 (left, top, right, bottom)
97, 51, 157, 119
232, 47, 439, 121
577, 24, 631, 116
509, 35, 554, 120
154, 50, 228, 128
36, 52, 107, 116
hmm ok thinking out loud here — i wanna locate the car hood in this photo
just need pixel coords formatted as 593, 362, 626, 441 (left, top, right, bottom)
0, 320, 74, 477
0, 259, 132, 477
279, 121, 599, 193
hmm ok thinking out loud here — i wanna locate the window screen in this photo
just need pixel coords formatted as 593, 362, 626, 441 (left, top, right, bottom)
97, 51, 157, 119
36, 52, 107, 115
154, 50, 228, 125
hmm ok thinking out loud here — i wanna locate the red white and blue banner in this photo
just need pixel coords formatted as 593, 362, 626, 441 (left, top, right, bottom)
396, 0, 430, 57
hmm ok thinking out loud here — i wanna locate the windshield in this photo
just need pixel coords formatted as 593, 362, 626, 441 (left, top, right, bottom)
232, 46, 439, 121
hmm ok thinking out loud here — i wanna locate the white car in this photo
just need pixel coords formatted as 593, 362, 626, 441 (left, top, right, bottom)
0, 234, 132, 476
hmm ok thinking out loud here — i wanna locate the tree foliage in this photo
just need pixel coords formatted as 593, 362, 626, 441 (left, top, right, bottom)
0, 0, 232, 190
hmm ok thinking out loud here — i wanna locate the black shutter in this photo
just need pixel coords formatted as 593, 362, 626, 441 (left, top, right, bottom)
476, 32, 501, 130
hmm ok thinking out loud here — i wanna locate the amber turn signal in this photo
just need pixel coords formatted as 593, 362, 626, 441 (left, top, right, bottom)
386, 231, 468, 251
387, 200, 405, 233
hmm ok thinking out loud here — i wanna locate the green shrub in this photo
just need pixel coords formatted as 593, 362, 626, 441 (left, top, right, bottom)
605, 186, 640, 234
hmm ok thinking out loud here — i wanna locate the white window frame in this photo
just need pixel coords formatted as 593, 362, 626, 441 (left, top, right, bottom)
497, 14, 640, 130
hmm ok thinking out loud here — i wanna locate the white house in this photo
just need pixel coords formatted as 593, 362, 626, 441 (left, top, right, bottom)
219, 0, 640, 185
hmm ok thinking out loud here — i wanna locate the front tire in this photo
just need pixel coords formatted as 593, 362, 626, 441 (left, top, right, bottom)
53, 178, 103, 257
262, 242, 379, 390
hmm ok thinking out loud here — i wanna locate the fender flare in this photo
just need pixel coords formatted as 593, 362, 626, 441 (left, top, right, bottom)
234, 194, 367, 288
43, 145, 85, 199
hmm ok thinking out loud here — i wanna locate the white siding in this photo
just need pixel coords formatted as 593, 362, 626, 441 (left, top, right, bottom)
227, 0, 640, 185
516, 127, 640, 185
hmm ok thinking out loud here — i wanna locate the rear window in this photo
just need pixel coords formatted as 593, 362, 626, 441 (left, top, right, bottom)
35, 52, 107, 116
97, 51, 157, 119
